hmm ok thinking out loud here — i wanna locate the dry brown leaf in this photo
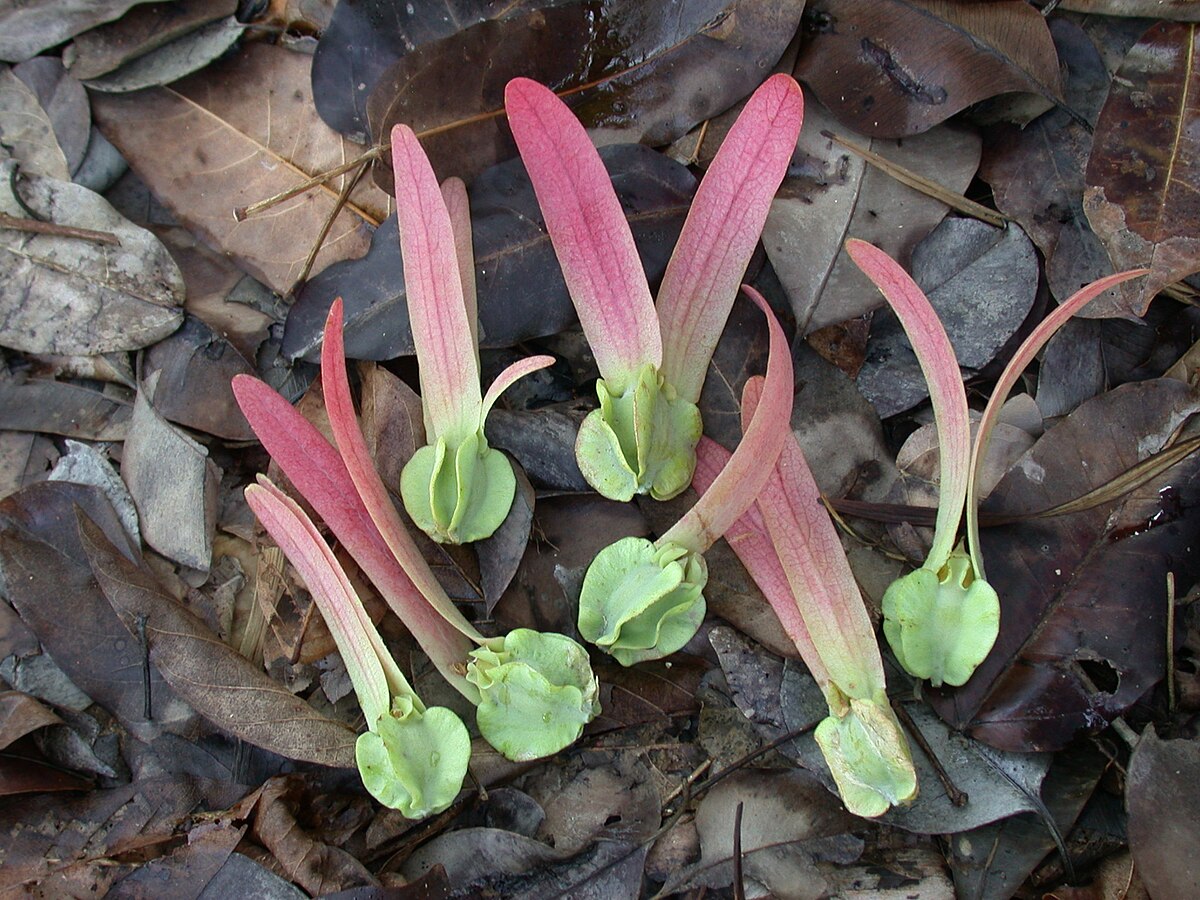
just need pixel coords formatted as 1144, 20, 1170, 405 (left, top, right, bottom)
91, 42, 391, 295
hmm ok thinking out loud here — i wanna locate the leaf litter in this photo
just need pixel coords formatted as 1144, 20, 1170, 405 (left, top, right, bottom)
0, 2, 1199, 897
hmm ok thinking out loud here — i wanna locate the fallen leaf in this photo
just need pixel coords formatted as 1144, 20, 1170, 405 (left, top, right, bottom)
91, 42, 389, 296
104, 813, 248, 898
793, 0, 1062, 137
948, 742, 1109, 900
779, 662, 1053, 833
1059, 0, 1200, 18
982, 19, 1123, 313
857, 219, 1039, 417
0, 160, 185, 354
47, 439, 140, 544
0, 481, 190, 740
763, 99, 981, 333
1127, 728, 1200, 899
0, 66, 69, 178
0, 0, 161, 63
142, 315, 256, 441
121, 382, 219, 572
0, 756, 92, 796
485, 405, 590, 492
932, 379, 1200, 751
0, 373, 131, 440
591, 655, 706, 731
196, 852, 309, 900
475, 464, 534, 613
366, 0, 806, 185
65, 0, 239, 80
12, 56, 91, 174
311, 0, 545, 141
283, 143, 694, 362
0, 690, 63, 748
79, 511, 360, 768
83, 16, 246, 93
1084, 21, 1200, 317
0, 431, 56, 499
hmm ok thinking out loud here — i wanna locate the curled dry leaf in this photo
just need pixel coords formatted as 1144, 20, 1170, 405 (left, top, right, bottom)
91, 42, 390, 296
78, 511, 359, 769
0, 66, 70, 179
0, 161, 184, 355
12, 56, 91, 175
1085, 21, 1200, 318
82, 16, 246, 94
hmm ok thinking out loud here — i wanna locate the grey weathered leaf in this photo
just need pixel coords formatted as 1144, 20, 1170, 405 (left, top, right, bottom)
120, 381, 218, 572
0, 66, 69, 178
857, 219, 1038, 417
0, 161, 184, 354
83, 17, 245, 93
47, 440, 139, 544
0, 374, 131, 440
12, 57, 90, 175
763, 99, 981, 334
0, 0, 163, 63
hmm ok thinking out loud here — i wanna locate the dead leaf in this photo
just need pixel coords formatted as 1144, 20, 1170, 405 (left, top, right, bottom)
83, 16, 246, 93
65, 0, 239, 80
1085, 21, 1200, 318
1125, 728, 1200, 898
0, 481, 192, 740
794, 0, 1062, 137
0, 0, 161, 63
0, 430, 56, 499
142, 315, 256, 441
0, 690, 63, 748
12, 56, 90, 175
1059, 0, 1200, 18
763, 99, 981, 333
79, 511, 360, 768
91, 42, 390, 296
365, 0, 807, 186
48, 439, 140, 544
121, 382, 219, 572
475, 463, 534, 613
0, 373, 132, 440
0, 65, 69, 178
933, 379, 1200, 750
0, 160, 185, 354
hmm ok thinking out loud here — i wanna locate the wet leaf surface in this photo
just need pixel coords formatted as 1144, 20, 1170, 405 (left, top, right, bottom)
284, 143, 694, 362
932, 379, 1200, 751
794, 0, 1062, 137
1085, 21, 1200, 316
365, 0, 806, 186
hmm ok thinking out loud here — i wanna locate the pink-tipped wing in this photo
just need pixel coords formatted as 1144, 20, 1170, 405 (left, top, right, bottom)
504, 77, 660, 389
246, 479, 396, 725
657, 74, 803, 403
441, 176, 478, 356
392, 125, 481, 445
481, 355, 556, 423
320, 300, 482, 643
693, 437, 832, 692
965, 268, 1148, 578
659, 286, 793, 554
847, 239, 969, 570
740, 381, 886, 701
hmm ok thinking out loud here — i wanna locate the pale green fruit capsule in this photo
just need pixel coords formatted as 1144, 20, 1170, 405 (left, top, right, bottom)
814, 696, 918, 818
466, 629, 601, 761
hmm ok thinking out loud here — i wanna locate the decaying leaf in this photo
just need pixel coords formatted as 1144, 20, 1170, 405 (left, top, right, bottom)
0, 66, 69, 179
1126, 728, 1200, 900
933, 379, 1200, 751
79, 512, 359, 769
0, 160, 184, 355
764, 99, 981, 334
120, 382, 219, 572
794, 0, 1062, 137
91, 42, 390, 295
0, 690, 63, 749
83, 16, 245, 93
0, 373, 131, 440
284, 144, 694, 362
857, 219, 1039, 417
11, 56, 90, 176
65, 0, 239, 80
366, 0, 806, 185
0, 0, 162, 63
0, 431, 56, 500
47, 439, 139, 544
1085, 21, 1200, 317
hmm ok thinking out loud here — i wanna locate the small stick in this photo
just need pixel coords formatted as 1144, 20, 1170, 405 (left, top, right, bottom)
287, 158, 369, 297
234, 145, 384, 220
1167, 571, 1177, 714
0, 212, 121, 246
821, 129, 1008, 228
136, 614, 152, 719
732, 801, 746, 900
892, 698, 968, 806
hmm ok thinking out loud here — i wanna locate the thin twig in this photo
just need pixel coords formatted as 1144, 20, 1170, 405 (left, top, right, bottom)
732, 801, 746, 900
287, 158, 370, 297
234, 146, 385, 220
0, 212, 121, 246
821, 129, 1008, 227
